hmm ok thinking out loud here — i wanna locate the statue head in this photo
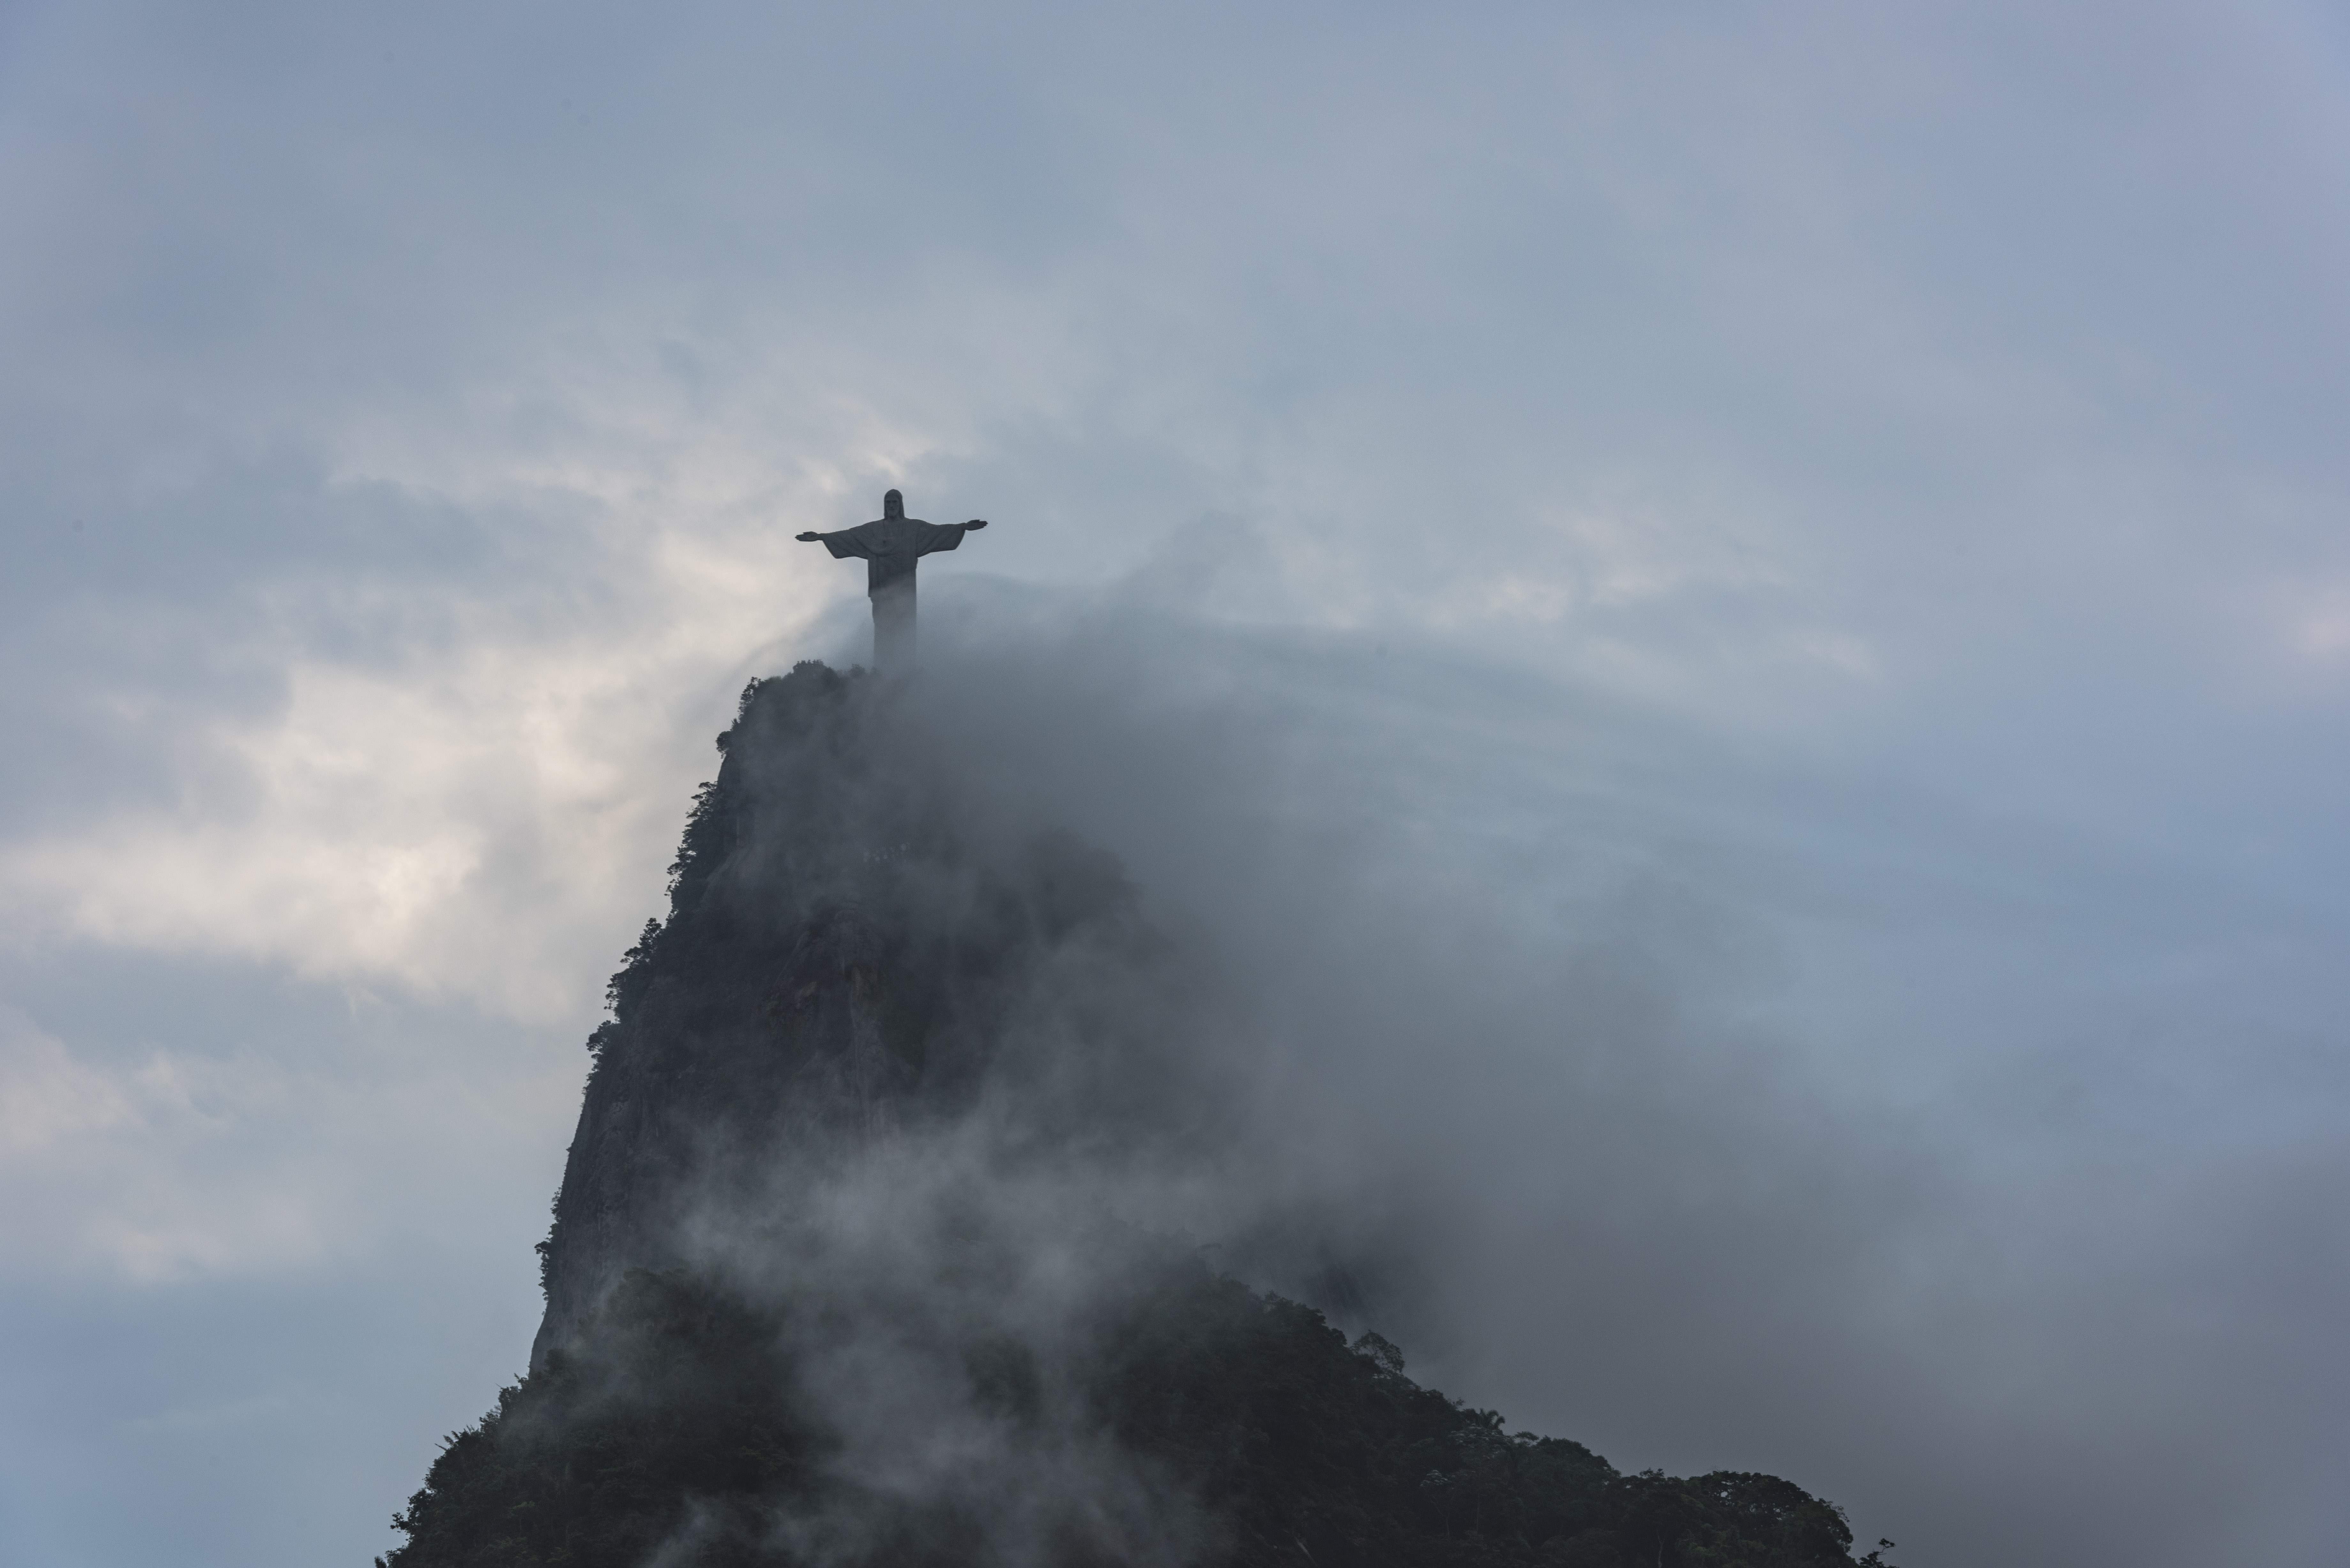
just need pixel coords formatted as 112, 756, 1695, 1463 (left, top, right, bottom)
883, 489, 905, 519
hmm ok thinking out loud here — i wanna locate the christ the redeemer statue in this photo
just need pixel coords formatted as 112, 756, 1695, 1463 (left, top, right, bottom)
796, 490, 988, 673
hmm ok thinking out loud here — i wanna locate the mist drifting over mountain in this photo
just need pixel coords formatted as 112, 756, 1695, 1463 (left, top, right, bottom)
352, 584, 2341, 1566
383, 644, 1911, 1567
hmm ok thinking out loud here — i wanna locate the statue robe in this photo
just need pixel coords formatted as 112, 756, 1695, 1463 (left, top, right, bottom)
802, 512, 981, 672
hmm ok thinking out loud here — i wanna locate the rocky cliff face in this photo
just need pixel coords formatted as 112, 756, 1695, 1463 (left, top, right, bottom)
533, 661, 1166, 1368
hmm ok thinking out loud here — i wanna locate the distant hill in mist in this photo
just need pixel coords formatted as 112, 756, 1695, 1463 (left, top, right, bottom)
379, 663, 1895, 1568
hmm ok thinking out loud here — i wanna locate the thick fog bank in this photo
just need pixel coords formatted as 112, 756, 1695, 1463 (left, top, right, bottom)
510, 654, 1900, 1568
754, 593, 2348, 1568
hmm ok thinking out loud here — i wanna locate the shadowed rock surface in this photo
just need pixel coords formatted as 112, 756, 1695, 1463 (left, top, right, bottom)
534, 663, 1177, 1369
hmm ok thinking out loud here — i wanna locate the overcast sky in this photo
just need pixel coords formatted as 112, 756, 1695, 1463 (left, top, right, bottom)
3, 3, 2347, 1565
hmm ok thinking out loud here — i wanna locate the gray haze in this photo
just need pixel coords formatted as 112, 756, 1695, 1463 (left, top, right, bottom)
864, 606, 2350, 1566
2, 2, 2347, 1565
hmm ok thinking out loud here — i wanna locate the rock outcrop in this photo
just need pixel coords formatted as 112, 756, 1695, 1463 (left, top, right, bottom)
534, 662, 1163, 1367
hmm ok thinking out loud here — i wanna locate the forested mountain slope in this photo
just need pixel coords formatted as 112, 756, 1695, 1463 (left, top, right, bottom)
383, 664, 1894, 1568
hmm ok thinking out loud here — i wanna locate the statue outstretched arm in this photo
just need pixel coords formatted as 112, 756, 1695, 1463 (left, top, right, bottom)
795, 527, 875, 560
913, 519, 989, 556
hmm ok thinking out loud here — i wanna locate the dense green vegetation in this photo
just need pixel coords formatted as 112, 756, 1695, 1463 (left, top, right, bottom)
383, 1245, 1891, 1568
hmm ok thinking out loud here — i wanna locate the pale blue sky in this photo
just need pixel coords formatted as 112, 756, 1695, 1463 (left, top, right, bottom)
2, 4, 2346, 1564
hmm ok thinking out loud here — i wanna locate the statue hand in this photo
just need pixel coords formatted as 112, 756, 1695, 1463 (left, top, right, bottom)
794, 531, 822, 541
964, 519, 988, 530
